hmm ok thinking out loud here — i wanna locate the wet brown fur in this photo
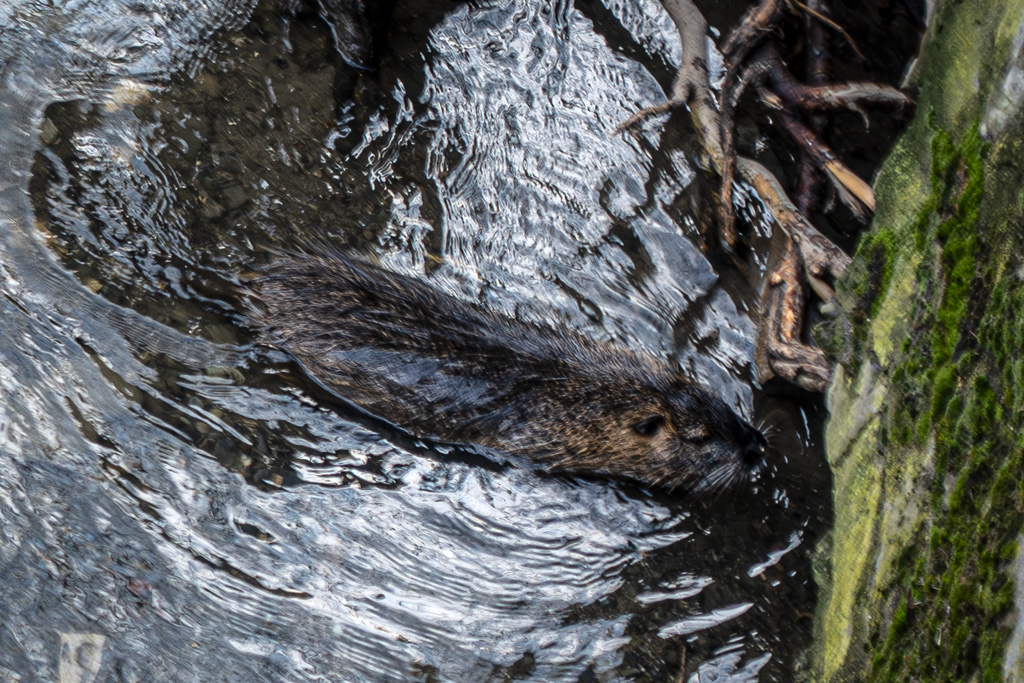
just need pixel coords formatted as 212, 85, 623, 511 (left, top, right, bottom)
253, 255, 766, 492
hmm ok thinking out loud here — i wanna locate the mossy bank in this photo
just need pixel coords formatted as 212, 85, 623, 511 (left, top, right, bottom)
810, 0, 1024, 679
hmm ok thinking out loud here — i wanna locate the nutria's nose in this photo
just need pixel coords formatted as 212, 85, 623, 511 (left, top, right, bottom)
742, 430, 768, 472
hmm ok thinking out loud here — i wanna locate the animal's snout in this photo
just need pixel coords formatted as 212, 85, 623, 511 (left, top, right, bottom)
742, 430, 768, 472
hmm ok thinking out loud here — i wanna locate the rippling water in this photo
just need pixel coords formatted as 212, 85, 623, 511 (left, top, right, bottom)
0, 0, 833, 680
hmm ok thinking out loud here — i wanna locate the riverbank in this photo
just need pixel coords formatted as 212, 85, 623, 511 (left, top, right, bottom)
811, 0, 1024, 678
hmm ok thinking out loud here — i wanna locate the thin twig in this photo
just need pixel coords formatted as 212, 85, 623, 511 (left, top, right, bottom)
788, 0, 865, 60
718, 60, 773, 251
613, 101, 677, 135
796, 0, 829, 216
675, 642, 688, 683
755, 43, 911, 117
768, 101, 876, 216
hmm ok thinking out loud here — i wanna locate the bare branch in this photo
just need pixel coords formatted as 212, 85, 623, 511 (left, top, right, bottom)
721, 0, 785, 66
755, 237, 831, 392
736, 156, 851, 286
613, 101, 677, 135
770, 102, 876, 217
716, 0, 787, 247
719, 61, 773, 251
795, 0, 829, 216
755, 43, 912, 116
617, 0, 862, 391
658, 1, 852, 276
659, 0, 722, 159
787, 0, 865, 60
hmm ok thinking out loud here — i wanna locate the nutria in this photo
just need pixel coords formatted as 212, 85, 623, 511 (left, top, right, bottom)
253, 254, 766, 492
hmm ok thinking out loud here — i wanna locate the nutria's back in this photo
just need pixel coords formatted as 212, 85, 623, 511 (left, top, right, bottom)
254, 255, 766, 492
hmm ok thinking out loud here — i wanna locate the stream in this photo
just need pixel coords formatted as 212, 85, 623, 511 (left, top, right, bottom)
0, 0, 839, 680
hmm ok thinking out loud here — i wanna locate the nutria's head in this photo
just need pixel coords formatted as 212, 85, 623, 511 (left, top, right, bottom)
633, 380, 767, 493
522, 372, 767, 494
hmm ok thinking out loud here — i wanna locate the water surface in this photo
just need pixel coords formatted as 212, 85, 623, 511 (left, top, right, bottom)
0, 0, 840, 680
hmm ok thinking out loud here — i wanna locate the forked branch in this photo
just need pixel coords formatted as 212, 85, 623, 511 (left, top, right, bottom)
618, 0, 884, 390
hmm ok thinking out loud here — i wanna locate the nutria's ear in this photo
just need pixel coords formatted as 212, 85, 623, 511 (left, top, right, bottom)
634, 414, 665, 436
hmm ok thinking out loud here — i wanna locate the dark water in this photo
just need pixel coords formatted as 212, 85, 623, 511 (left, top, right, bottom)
0, 0, 848, 680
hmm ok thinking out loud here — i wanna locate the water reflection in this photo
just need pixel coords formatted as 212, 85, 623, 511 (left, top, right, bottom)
0, 0, 832, 680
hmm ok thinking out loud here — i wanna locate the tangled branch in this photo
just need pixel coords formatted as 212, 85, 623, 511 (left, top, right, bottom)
618, 0, 913, 390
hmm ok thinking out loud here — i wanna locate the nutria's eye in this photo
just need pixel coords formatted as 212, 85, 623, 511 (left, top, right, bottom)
680, 424, 711, 442
634, 415, 665, 437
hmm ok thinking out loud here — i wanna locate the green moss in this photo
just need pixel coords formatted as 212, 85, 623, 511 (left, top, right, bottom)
933, 125, 987, 369
863, 211, 1024, 681
850, 227, 900, 320
819, 120, 1024, 683
929, 365, 957, 423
